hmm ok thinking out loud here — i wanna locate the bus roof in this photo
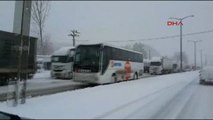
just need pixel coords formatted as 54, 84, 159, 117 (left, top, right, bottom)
52, 46, 75, 56
77, 43, 143, 55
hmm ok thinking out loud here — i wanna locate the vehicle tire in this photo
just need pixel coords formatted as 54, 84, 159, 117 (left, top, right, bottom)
133, 73, 138, 80
111, 74, 117, 83
199, 80, 205, 85
0, 80, 7, 86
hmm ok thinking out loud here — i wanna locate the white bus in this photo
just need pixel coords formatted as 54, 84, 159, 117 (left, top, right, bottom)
73, 43, 144, 84
51, 46, 75, 79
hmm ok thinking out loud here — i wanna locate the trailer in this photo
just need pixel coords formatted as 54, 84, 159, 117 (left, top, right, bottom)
149, 57, 174, 75
0, 30, 37, 85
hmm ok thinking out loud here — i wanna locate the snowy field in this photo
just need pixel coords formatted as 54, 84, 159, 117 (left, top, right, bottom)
1, 71, 212, 119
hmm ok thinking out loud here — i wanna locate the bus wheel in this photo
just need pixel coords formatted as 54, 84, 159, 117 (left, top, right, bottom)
111, 74, 117, 83
133, 73, 138, 80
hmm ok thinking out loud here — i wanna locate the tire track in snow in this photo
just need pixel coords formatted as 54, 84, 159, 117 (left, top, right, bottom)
151, 79, 198, 119
95, 76, 195, 119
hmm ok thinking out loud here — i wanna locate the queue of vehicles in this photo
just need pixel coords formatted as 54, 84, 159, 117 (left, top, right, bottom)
49, 43, 144, 84
49, 43, 194, 85
0, 30, 200, 86
149, 57, 180, 75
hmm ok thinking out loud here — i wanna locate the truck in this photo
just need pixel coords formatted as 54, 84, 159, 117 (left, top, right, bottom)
144, 59, 150, 73
0, 30, 37, 85
149, 57, 174, 75
50, 46, 75, 79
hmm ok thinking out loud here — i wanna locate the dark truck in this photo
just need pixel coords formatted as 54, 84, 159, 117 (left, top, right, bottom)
0, 30, 37, 85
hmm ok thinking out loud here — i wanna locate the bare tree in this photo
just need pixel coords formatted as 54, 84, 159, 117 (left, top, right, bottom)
42, 34, 54, 55
123, 43, 148, 58
31, 1, 50, 54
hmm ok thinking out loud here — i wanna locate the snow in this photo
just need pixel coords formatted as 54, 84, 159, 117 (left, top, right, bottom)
0, 71, 84, 98
27, 71, 83, 90
202, 66, 213, 71
150, 57, 161, 62
52, 46, 75, 56
0, 71, 200, 119
36, 55, 51, 62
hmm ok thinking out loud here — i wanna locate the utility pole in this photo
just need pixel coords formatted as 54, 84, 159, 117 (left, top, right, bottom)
15, 0, 26, 106
169, 15, 194, 72
188, 40, 202, 70
68, 30, 80, 47
200, 49, 203, 69
204, 54, 208, 66
12, 0, 32, 106
148, 49, 151, 60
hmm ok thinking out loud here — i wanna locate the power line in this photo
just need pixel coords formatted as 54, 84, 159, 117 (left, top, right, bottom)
77, 29, 213, 44
104, 29, 213, 43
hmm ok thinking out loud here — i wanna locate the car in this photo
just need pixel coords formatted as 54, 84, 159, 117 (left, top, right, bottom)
199, 66, 213, 85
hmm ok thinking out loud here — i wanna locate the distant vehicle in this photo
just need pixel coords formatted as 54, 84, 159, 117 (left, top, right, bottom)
149, 57, 174, 75
36, 55, 51, 72
0, 30, 37, 85
144, 59, 150, 73
73, 43, 144, 84
172, 63, 179, 73
36, 58, 44, 73
50, 46, 75, 79
199, 66, 213, 84
183, 65, 192, 72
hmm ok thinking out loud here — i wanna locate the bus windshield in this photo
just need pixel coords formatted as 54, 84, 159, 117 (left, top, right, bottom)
74, 45, 101, 72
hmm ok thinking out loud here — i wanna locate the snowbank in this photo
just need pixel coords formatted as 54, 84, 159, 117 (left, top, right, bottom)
0, 71, 199, 119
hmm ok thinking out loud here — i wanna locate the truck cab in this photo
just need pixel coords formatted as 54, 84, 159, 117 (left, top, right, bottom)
149, 57, 174, 75
149, 58, 163, 75
50, 47, 75, 79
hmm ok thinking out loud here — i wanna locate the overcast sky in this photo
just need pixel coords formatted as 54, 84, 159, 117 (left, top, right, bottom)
0, 1, 213, 65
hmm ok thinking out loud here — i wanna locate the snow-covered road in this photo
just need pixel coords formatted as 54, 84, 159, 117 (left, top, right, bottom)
0, 71, 153, 101
0, 71, 90, 101
0, 71, 212, 119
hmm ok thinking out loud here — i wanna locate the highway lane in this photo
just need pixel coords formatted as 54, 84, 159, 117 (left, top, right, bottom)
0, 71, 154, 101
